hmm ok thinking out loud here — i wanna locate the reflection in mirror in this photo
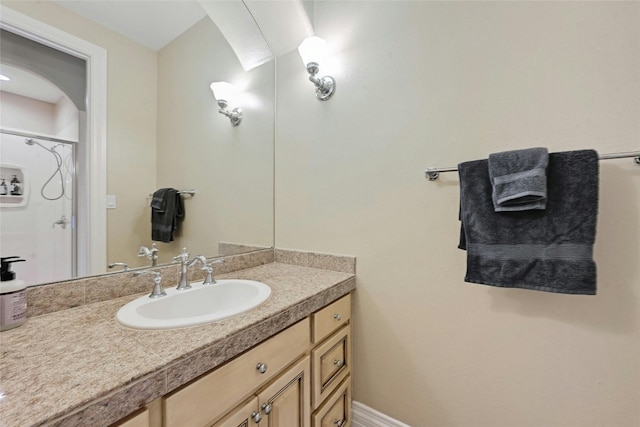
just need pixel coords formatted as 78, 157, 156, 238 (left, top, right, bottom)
0, 1, 274, 287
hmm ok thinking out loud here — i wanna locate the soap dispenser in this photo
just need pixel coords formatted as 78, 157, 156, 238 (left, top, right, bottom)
0, 256, 27, 331
10, 175, 22, 196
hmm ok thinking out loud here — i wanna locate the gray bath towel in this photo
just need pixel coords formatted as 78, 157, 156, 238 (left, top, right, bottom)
488, 147, 548, 211
151, 188, 184, 243
458, 150, 598, 295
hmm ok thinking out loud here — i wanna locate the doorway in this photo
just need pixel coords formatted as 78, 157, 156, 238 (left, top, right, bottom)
0, 6, 107, 284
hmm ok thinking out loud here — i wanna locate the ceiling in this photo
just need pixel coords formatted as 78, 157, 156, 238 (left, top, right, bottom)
0, 64, 65, 104
0, 1, 314, 102
54, 0, 208, 51
0, 1, 208, 104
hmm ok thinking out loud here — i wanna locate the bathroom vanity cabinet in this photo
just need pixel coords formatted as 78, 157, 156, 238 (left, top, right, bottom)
0, 254, 356, 427
111, 294, 352, 427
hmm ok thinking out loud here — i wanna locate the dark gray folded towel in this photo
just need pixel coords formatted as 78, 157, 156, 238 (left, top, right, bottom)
458, 150, 599, 295
150, 188, 168, 211
488, 147, 548, 211
151, 188, 184, 243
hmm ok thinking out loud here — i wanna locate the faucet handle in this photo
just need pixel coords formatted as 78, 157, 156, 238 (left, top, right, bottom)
199, 258, 224, 285
202, 266, 215, 285
133, 270, 166, 298
172, 247, 189, 263
138, 243, 159, 266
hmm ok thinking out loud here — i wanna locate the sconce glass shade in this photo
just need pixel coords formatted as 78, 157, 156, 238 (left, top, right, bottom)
209, 81, 242, 126
210, 81, 236, 102
297, 36, 327, 67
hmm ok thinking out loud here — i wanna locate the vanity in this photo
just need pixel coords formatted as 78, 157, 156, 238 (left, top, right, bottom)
0, 249, 355, 427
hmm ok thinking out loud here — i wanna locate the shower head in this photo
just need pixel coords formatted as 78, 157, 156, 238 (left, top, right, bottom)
25, 138, 52, 152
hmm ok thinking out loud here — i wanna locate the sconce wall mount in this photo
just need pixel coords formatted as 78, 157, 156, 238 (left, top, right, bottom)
305, 62, 335, 101
217, 99, 243, 127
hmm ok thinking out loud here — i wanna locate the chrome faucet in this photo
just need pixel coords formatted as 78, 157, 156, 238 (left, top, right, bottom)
133, 270, 166, 298
138, 243, 159, 266
173, 248, 192, 290
108, 262, 129, 271
189, 256, 225, 285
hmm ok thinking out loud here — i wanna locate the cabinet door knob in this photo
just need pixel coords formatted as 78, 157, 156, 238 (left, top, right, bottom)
333, 313, 342, 321
333, 359, 344, 368
256, 363, 268, 374
261, 403, 272, 414
334, 418, 345, 426
251, 411, 262, 423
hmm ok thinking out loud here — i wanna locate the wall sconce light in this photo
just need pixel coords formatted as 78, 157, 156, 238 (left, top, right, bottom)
210, 81, 243, 126
297, 36, 336, 101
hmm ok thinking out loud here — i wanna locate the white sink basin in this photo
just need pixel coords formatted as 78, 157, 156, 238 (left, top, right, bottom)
116, 279, 271, 330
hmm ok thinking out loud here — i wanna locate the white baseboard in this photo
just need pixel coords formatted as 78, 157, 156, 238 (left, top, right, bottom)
351, 401, 411, 427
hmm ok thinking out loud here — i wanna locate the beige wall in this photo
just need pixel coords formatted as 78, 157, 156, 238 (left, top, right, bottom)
275, 2, 640, 426
3, 1, 157, 269
156, 17, 274, 263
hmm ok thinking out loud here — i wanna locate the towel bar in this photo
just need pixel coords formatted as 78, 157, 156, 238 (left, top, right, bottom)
147, 190, 196, 197
425, 151, 640, 181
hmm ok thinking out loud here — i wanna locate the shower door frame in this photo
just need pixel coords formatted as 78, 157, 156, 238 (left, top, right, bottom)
0, 129, 78, 280
0, 6, 107, 279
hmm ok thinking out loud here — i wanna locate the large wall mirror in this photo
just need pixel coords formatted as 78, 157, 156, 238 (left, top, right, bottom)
0, 1, 274, 287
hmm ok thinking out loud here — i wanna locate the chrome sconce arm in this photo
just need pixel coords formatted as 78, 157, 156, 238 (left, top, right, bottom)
216, 99, 243, 127
305, 62, 336, 101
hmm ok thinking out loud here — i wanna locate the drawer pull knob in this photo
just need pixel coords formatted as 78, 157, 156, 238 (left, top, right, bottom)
333, 359, 344, 367
334, 419, 345, 426
256, 363, 268, 374
333, 313, 342, 321
251, 411, 262, 423
261, 403, 273, 414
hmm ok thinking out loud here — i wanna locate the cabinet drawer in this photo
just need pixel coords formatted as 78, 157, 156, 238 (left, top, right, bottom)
312, 294, 351, 344
164, 318, 311, 427
312, 325, 351, 409
312, 376, 351, 427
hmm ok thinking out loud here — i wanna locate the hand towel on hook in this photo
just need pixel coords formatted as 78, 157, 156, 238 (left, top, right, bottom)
458, 150, 599, 295
488, 147, 548, 211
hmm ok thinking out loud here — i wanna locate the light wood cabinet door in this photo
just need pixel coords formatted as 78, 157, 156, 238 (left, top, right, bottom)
164, 319, 310, 427
213, 397, 259, 427
257, 356, 311, 427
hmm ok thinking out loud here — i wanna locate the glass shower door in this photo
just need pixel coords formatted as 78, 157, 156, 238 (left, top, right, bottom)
0, 131, 76, 286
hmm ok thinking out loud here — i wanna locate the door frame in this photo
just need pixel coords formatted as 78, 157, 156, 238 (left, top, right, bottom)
0, 5, 107, 277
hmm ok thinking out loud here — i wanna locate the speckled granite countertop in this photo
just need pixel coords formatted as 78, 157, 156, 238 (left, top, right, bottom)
0, 262, 355, 427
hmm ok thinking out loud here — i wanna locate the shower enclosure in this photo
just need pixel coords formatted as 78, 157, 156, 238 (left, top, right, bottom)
0, 130, 76, 285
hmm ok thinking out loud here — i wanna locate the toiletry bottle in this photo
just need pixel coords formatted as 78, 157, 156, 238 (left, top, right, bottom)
0, 256, 27, 331
0, 178, 7, 195
10, 175, 22, 196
